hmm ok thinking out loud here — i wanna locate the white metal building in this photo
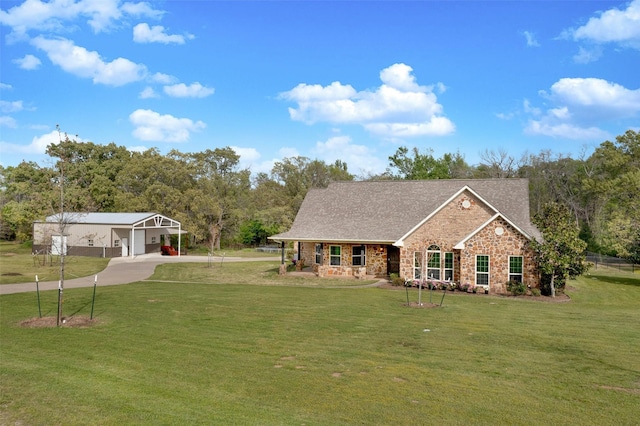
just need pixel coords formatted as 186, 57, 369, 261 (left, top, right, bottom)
32, 212, 182, 258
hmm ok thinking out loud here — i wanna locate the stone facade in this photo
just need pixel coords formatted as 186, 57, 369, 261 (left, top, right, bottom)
295, 189, 540, 294
459, 217, 538, 294
400, 191, 495, 281
300, 242, 389, 278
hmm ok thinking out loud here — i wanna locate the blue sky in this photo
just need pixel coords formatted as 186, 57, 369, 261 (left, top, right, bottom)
1, 0, 639, 176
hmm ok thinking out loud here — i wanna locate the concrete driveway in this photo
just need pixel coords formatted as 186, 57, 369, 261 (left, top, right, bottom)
0, 253, 280, 295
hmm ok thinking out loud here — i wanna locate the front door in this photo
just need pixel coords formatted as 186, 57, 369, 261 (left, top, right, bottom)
386, 245, 400, 275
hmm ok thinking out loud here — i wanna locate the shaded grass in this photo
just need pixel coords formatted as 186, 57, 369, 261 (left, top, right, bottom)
0, 241, 109, 285
1, 266, 639, 425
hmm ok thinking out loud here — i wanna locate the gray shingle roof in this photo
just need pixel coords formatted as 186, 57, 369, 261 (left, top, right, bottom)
270, 179, 541, 243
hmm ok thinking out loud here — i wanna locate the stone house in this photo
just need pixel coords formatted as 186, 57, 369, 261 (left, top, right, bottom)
269, 179, 542, 295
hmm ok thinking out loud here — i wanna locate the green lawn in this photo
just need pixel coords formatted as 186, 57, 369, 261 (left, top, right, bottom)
0, 241, 110, 285
1, 265, 638, 425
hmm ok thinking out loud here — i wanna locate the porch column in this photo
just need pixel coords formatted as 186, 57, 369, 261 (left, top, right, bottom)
280, 241, 285, 264
279, 241, 287, 275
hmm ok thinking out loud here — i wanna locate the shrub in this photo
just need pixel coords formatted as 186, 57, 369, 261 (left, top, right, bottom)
530, 287, 541, 297
507, 280, 527, 296
389, 273, 405, 287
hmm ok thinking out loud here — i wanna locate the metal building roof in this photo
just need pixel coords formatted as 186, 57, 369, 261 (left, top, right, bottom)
43, 212, 162, 226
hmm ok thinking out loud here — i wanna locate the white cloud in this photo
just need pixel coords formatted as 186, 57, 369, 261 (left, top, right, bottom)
129, 109, 206, 142
572, 46, 603, 64
229, 146, 264, 173
139, 87, 158, 99
13, 54, 41, 70
523, 99, 541, 116
163, 82, 214, 98
0, 100, 24, 113
126, 145, 149, 153
524, 77, 640, 139
133, 23, 193, 44
571, 0, 640, 49
549, 78, 640, 113
0, 0, 164, 40
0, 83, 12, 90
0, 116, 18, 128
230, 146, 261, 163
525, 121, 609, 140
312, 135, 386, 175
121, 2, 164, 19
280, 63, 455, 138
364, 117, 454, 138
278, 147, 300, 159
522, 30, 540, 47
150, 72, 177, 84
31, 36, 147, 86
0, 129, 60, 154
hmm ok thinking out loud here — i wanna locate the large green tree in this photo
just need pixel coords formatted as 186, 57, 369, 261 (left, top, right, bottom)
0, 162, 56, 240
386, 146, 471, 180
583, 130, 640, 260
47, 136, 131, 212
180, 148, 251, 250
532, 202, 588, 297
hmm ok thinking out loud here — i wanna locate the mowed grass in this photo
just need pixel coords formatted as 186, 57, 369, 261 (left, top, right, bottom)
1, 265, 639, 425
149, 261, 377, 287
0, 241, 110, 285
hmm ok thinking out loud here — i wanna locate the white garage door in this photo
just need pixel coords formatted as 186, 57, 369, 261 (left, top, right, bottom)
133, 229, 145, 255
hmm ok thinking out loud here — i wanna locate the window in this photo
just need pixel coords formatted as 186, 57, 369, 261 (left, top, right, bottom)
330, 245, 341, 266
315, 243, 323, 265
413, 251, 423, 280
444, 252, 454, 281
352, 245, 365, 266
151, 236, 156, 244
427, 245, 441, 279
509, 256, 523, 283
114, 240, 120, 247
476, 255, 489, 287
88, 239, 94, 247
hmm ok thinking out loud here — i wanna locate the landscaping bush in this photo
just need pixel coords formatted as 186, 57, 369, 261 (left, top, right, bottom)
507, 280, 527, 296
389, 273, 405, 287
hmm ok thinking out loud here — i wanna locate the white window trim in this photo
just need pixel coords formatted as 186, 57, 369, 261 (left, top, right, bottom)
444, 252, 454, 281
427, 245, 441, 280
509, 255, 523, 283
413, 251, 422, 280
476, 254, 490, 288
315, 243, 323, 265
352, 245, 366, 267
329, 245, 341, 266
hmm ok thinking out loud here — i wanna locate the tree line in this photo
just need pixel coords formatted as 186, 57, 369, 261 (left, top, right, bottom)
1, 130, 638, 262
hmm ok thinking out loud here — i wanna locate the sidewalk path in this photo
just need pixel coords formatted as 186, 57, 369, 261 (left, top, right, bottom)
0, 254, 280, 295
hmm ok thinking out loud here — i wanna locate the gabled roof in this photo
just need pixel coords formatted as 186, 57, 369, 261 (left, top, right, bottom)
41, 212, 175, 227
453, 212, 536, 250
270, 179, 541, 244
